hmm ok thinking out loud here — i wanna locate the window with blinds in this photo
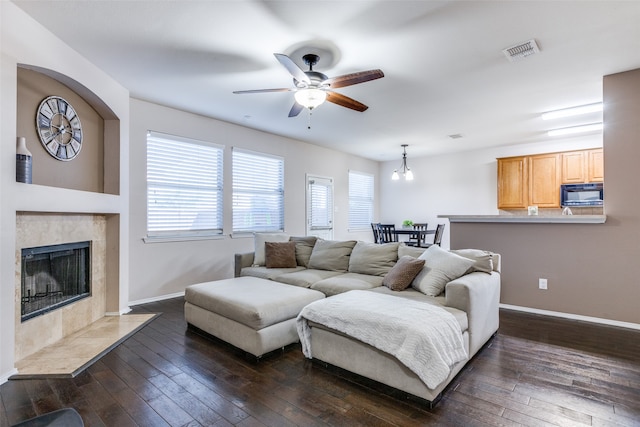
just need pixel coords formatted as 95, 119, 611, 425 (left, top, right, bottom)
308, 176, 334, 232
348, 170, 374, 231
146, 131, 223, 240
232, 148, 284, 233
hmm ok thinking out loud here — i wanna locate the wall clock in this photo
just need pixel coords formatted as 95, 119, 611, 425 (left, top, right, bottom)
35, 95, 83, 161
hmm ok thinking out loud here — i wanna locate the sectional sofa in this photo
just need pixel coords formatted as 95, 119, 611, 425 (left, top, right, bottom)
233, 234, 501, 406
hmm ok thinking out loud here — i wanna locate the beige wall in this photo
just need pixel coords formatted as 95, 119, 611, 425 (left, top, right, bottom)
17, 68, 105, 193
449, 68, 640, 325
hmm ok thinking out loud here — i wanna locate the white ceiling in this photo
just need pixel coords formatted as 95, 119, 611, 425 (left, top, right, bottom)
12, 1, 640, 161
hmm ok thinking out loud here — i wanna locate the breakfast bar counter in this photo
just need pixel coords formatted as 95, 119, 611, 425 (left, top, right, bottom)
438, 215, 606, 224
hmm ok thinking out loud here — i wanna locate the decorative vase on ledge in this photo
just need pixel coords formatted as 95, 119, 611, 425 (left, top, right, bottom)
16, 136, 32, 184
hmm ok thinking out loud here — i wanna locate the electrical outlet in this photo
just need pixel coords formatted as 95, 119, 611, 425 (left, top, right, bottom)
539, 278, 548, 290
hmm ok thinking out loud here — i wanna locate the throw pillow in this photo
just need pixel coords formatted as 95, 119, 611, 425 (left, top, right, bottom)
265, 241, 297, 268
289, 236, 317, 267
382, 256, 425, 291
253, 233, 290, 266
348, 241, 399, 276
398, 243, 425, 259
308, 239, 357, 272
451, 249, 494, 274
412, 245, 475, 296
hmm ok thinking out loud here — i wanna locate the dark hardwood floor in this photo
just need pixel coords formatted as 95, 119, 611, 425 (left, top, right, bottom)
1, 297, 639, 426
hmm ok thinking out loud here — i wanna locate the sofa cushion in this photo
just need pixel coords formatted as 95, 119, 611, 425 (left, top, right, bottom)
348, 241, 399, 276
412, 245, 475, 297
253, 233, 290, 266
240, 265, 305, 280
275, 269, 342, 288
308, 239, 357, 272
398, 243, 426, 259
311, 273, 384, 297
451, 249, 493, 274
382, 255, 425, 291
290, 236, 317, 267
265, 241, 297, 268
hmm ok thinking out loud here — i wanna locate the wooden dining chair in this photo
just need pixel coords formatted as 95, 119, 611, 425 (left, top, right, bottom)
377, 224, 398, 243
424, 224, 445, 247
371, 223, 381, 243
407, 223, 428, 247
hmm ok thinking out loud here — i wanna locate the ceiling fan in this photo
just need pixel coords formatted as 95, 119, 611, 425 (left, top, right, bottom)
233, 53, 384, 117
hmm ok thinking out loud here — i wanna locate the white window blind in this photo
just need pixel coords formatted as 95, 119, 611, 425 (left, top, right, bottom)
308, 177, 333, 231
146, 131, 223, 239
348, 170, 374, 230
232, 148, 284, 233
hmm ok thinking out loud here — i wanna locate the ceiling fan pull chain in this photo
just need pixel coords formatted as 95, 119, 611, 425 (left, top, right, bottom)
308, 110, 312, 130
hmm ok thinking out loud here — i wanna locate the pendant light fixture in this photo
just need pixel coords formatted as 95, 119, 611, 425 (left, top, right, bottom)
392, 144, 414, 181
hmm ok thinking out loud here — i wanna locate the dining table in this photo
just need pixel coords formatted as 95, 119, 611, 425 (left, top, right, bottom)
393, 228, 435, 247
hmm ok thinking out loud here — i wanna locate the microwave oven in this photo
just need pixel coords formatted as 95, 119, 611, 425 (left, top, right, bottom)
560, 183, 604, 207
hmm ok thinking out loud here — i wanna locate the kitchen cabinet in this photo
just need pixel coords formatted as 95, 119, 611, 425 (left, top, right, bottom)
561, 148, 604, 183
497, 156, 528, 209
529, 153, 561, 208
587, 149, 604, 182
498, 154, 561, 209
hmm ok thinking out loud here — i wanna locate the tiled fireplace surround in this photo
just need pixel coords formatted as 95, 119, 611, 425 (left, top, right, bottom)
15, 213, 107, 361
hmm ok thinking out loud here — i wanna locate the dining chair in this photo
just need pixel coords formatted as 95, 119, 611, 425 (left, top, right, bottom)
377, 223, 398, 243
424, 224, 445, 247
407, 223, 428, 247
371, 222, 381, 243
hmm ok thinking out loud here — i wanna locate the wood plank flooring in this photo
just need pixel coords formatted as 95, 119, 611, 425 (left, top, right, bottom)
1, 297, 639, 426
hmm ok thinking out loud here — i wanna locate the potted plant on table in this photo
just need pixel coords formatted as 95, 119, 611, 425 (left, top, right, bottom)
402, 220, 413, 228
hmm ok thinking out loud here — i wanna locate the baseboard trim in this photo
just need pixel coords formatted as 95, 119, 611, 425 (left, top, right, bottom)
129, 291, 185, 307
0, 368, 18, 385
500, 303, 640, 331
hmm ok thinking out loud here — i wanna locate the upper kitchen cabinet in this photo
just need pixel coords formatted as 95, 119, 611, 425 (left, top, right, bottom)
529, 153, 561, 208
497, 156, 528, 209
561, 148, 604, 184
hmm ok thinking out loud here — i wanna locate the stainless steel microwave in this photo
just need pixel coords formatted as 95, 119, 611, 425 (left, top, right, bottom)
560, 183, 604, 207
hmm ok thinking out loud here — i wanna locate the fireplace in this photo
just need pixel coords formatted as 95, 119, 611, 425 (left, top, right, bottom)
21, 241, 91, 322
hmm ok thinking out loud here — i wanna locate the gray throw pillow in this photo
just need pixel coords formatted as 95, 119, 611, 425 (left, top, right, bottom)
265, 241, 297, 268
383, 255, 425, 291
348, 241, 399, 276
412, 245, 475, 296
308, 239, 357, 272
289, 236, 317, 267
451, 249, 494, 274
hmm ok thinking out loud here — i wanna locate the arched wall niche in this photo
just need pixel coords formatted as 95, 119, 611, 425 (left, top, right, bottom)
17, 64, 120, 195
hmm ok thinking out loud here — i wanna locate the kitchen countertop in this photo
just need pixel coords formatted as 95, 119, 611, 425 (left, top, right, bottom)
438, 214, 607, 224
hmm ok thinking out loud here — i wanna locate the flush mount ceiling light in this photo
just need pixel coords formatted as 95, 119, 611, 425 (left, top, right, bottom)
542, 102, 603, 120
391, 144, 414, 181
548, 123, 603, 137
502, 39, 540, 62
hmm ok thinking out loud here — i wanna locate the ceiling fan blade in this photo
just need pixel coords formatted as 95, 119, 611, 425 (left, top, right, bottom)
288, 102, 304, 117
325, 69, 384, 89
274, 53, 311, 85
233, 88, 294, 94
326, 91, 368, 112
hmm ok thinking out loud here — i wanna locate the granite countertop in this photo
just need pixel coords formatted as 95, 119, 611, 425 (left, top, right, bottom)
438, 214, 607, 224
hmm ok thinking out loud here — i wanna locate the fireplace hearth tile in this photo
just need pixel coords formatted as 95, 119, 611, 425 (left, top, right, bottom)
11, 313, 158, 379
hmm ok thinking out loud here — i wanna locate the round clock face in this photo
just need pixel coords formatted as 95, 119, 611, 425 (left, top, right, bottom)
35, 96, 83, 161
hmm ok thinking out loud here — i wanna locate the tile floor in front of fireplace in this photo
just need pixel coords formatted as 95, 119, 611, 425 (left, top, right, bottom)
13, 313, 157, 379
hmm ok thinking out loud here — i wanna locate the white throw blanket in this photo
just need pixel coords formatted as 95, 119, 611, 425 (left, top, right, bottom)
296, 290, 468, 389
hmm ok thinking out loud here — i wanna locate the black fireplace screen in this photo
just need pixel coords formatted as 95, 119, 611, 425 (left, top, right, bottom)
21, 241, 91, 322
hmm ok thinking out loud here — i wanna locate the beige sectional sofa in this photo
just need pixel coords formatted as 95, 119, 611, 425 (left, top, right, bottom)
234, 234, 501, 406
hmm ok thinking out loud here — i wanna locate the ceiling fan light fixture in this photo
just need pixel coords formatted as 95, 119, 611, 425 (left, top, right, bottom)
294, 88, 327, 109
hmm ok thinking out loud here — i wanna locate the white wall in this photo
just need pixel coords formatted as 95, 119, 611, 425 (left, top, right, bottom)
128, 99, 379, 303
380, 135, 602, 248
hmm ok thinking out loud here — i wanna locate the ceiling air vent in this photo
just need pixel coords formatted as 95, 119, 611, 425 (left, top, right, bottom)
502, 39, 540, 62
